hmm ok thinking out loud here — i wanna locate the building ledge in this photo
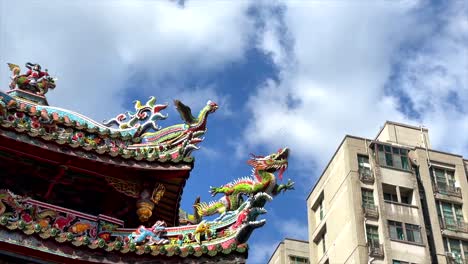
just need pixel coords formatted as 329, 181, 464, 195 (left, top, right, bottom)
379, 164, 413, 174
384, 200, 419, 209
442, 229, 468, 241
389, 238, 425, 247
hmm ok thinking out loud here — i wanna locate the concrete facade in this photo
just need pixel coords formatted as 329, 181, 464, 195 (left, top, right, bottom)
268, 238, 310, 264
307, 121, 468, 264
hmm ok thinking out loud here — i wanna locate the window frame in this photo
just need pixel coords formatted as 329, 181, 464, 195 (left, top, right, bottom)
388, 220, 423, 245
289, 255, 309, 264
432, 167, 456, 189
405, 223, 422, 243
362, 188, 375, 206
375, 144, 410, 171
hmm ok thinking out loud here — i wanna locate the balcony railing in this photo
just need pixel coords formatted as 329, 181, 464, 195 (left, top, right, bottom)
359, 168, 374, 184
367, 240, 384, 258
440, 218, 468, 233
433, 184, 462, 198
362, 203, 379, 219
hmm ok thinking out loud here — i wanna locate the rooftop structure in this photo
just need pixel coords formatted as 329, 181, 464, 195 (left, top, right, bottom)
268, 238, 309, 264
0, 62, 294, 263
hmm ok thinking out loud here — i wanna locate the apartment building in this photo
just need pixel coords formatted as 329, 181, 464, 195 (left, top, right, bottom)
307, 121, 468, 264
268, 238, 310, 264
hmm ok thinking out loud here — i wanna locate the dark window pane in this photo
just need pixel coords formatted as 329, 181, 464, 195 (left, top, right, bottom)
378, 150, 386, 166
385, 153, 393, 166
401, 156, 409, 170
384, 145, 392, 152
392, 148, 400, 154
401, 195, 409, 204
393, 154, 402, 169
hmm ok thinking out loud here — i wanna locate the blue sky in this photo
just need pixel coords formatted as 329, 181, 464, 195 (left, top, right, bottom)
0, 0, 467, 263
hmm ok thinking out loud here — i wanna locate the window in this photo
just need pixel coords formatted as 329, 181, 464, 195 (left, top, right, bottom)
388, 221, 405, 240
389, 221, 423, 244
362, 189, 375, 206
437, 201, 464, 230
376, 144, 410, 170
446, 238, 463, 262
383, 184, 398, 202
392, 261, 409, 264
321, 231, 326, 254
432, 167, 457, 190
399, 187, 413, 205
289, 255, 309, 264
319, 202, 323, 220
312, 192, 325, 222
463, 241, 468, 262
405, 224, 422, 243
358, 155, 372, 174
366, 225, 380, 246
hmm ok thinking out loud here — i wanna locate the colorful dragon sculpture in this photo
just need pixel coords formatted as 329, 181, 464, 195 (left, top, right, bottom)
130, 100, 218, 157
103, 96, 169, 137
195, 148, 294, 220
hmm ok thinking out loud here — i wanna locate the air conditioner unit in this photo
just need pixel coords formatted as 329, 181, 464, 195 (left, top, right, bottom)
454, 181, 461, 188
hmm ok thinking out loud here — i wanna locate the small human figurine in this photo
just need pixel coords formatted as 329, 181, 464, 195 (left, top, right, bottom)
7, 62, 57, 95
24, 63, 49, 90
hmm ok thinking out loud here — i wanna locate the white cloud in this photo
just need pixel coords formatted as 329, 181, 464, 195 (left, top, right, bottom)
248, 240, 279, 264
392, 1, 468, 155
0, 0, 253, 121
243, 1, 468, 174
274, 218, 308, 240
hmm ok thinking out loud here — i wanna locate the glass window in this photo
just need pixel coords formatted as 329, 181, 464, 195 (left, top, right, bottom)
319, 202, 323, 220
389, 221, 404, 240
358, 155, 372, 178
447, 170, 456, 188
366, 225, 379, 246
405, 224, 422, 243
399, 187, 413, 205
438, 202, 464, 230
376, 144, 410, 170
432, 167, 458, 192
362, 189, 375, 205
463, 241, 468, 262
392, 261, 409, 264
383, 184, 398, 202
321, 232, 326, 254
455, 205, 463, 223
448, 238, 462, 261
384, 193, 398, 202
289, 255, 309, 264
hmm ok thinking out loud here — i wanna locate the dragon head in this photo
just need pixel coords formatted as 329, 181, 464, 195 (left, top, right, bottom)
206, 100, 219, 113
247, 147, 289, 180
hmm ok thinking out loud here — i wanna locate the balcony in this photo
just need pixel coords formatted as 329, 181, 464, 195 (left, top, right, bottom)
440, 218, 468, 234
362, 203, 379, 219
359, 168, 374, 184
367, 240, 384, 258
433, 184, 462, 198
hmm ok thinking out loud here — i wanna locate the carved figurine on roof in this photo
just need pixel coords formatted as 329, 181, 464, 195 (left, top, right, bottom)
7, 62, 57, 95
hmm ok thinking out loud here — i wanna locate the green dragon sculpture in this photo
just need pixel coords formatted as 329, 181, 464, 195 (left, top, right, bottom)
195, 148, 294, 219
129, 100, 218, 158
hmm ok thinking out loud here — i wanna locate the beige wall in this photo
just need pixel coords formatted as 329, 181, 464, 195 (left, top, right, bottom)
308, 136, 371, 264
